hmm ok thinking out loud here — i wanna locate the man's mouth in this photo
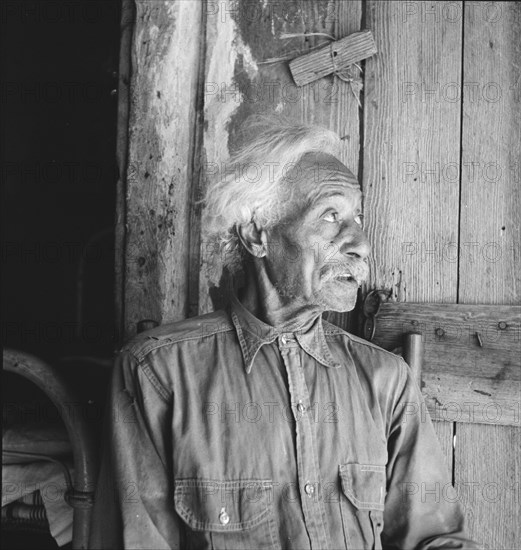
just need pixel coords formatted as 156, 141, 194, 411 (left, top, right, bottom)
321, 262, 369, 287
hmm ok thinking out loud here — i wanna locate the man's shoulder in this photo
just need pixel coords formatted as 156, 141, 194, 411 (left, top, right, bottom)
322, 319, 408, 382
121, 309, 233, 361
323, 318, 405, 362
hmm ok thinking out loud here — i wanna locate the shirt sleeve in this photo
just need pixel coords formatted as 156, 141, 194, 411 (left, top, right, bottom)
382, 360, 482, 550
89, 349, 183, 549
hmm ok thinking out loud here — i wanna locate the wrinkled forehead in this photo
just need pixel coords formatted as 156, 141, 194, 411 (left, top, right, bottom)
283, 151, 360, 198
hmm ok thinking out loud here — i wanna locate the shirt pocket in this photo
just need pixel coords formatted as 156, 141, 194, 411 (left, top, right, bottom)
339, 463, 386, 550
174, 479, 280, 550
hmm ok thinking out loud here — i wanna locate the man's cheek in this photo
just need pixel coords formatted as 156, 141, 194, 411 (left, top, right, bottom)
302, 258, 322, 294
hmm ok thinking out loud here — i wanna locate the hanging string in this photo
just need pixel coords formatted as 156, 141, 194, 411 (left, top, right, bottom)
329, 41, 363, 108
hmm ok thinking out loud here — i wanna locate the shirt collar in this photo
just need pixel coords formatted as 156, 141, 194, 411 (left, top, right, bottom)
229, 293, 341, 373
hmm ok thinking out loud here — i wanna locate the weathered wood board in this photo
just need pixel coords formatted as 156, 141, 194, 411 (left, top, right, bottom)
114, 0, 134, 339
459, 2, 520, 306
455, 423, 520, 548
289, 29, 377, 86
122, 0, 203, 338
456, 3, 521, 547
363, 1, 463, 303
371, 303, 521, 427
433, 420, 455, 476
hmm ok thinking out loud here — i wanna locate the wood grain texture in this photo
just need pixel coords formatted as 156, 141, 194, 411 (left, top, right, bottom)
289, 30, 377, 86
371, 303, 521, 426
456, 3, 521, 546
433, 420, 454, 476
459, 1, 520, 306
363, 1, 462, 302
199, 0, 363, 315
123, 0, 202, 339
454, 423, 520, 548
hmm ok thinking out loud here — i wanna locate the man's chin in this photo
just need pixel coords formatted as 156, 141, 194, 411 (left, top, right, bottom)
319, 284, 359, 312
325, 299, 357, 313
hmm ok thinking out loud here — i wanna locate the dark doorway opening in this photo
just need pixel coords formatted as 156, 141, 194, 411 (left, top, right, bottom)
1, 1, 121, 547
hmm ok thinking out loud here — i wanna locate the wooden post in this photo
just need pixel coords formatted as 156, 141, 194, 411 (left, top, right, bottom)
120, 0, 204, 341
403, 332, 423, 384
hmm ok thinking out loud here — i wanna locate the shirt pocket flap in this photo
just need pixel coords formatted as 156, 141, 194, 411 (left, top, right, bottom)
339, 463, 386, 511
174, 479, 272, 532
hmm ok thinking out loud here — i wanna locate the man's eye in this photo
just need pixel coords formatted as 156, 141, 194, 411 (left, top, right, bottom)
354, 214, 364, 226
323, 211, 339, 223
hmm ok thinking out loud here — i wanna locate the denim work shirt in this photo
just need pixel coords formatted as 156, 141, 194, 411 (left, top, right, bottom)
90, 295, 479, 549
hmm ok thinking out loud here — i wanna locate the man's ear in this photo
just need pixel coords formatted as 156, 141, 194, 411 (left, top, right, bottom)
236, 221, 268, 258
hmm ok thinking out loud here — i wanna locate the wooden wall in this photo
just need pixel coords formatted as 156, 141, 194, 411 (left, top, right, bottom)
117, 1, 520, 546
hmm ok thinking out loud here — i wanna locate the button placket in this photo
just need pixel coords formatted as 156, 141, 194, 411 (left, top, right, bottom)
280, 344, 332, 549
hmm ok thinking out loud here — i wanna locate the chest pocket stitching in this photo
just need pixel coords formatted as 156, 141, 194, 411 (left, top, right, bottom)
174, 479, 273, 532
339, 463, 386, 511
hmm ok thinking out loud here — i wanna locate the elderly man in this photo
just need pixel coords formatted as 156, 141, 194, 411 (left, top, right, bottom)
90, 121, 479, 549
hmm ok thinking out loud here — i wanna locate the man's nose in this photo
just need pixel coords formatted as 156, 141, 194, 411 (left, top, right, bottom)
339, 224, 371, 260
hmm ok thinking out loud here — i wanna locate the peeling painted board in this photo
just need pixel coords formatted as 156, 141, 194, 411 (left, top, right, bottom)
370, 302, 521, 426
123, 0, 203, 339
187, 2, 207, 320
199, 0, 364, 315
459, 2, 520, 306
363, 1, 462, 302
454, 423, 520, 548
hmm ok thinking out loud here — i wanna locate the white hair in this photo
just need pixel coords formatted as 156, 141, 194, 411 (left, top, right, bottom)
202, 117, 342, 274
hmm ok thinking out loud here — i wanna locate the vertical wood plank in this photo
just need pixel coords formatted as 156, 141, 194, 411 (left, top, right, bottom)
363, 1, 462, 302
459, 2, 520, 305
457, 3, 521, 547
199, 0, 363, 315
114, 0, 134, 343
454, 424, 520, 548
433, 420, 454, 475
123, 0, 202, 339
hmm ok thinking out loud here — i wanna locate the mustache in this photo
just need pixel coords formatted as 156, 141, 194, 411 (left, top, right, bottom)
320, 259, 369, 284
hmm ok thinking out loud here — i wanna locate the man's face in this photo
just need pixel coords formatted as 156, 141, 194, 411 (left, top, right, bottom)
264, 153, 371, 313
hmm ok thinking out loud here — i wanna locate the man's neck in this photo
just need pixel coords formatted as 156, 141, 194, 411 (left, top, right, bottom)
237, 261, 323, 332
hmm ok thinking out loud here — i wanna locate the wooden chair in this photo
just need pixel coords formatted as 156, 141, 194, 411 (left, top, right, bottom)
3, 348, 98, 549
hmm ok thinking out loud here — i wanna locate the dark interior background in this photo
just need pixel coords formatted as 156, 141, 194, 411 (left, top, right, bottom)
2, 0, 120, 362
2, 3, 120, 545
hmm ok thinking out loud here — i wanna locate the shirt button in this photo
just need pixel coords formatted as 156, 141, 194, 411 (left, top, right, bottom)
297, 401, 305, 414
305, 483, 315, 497
219, 508, 229, 525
